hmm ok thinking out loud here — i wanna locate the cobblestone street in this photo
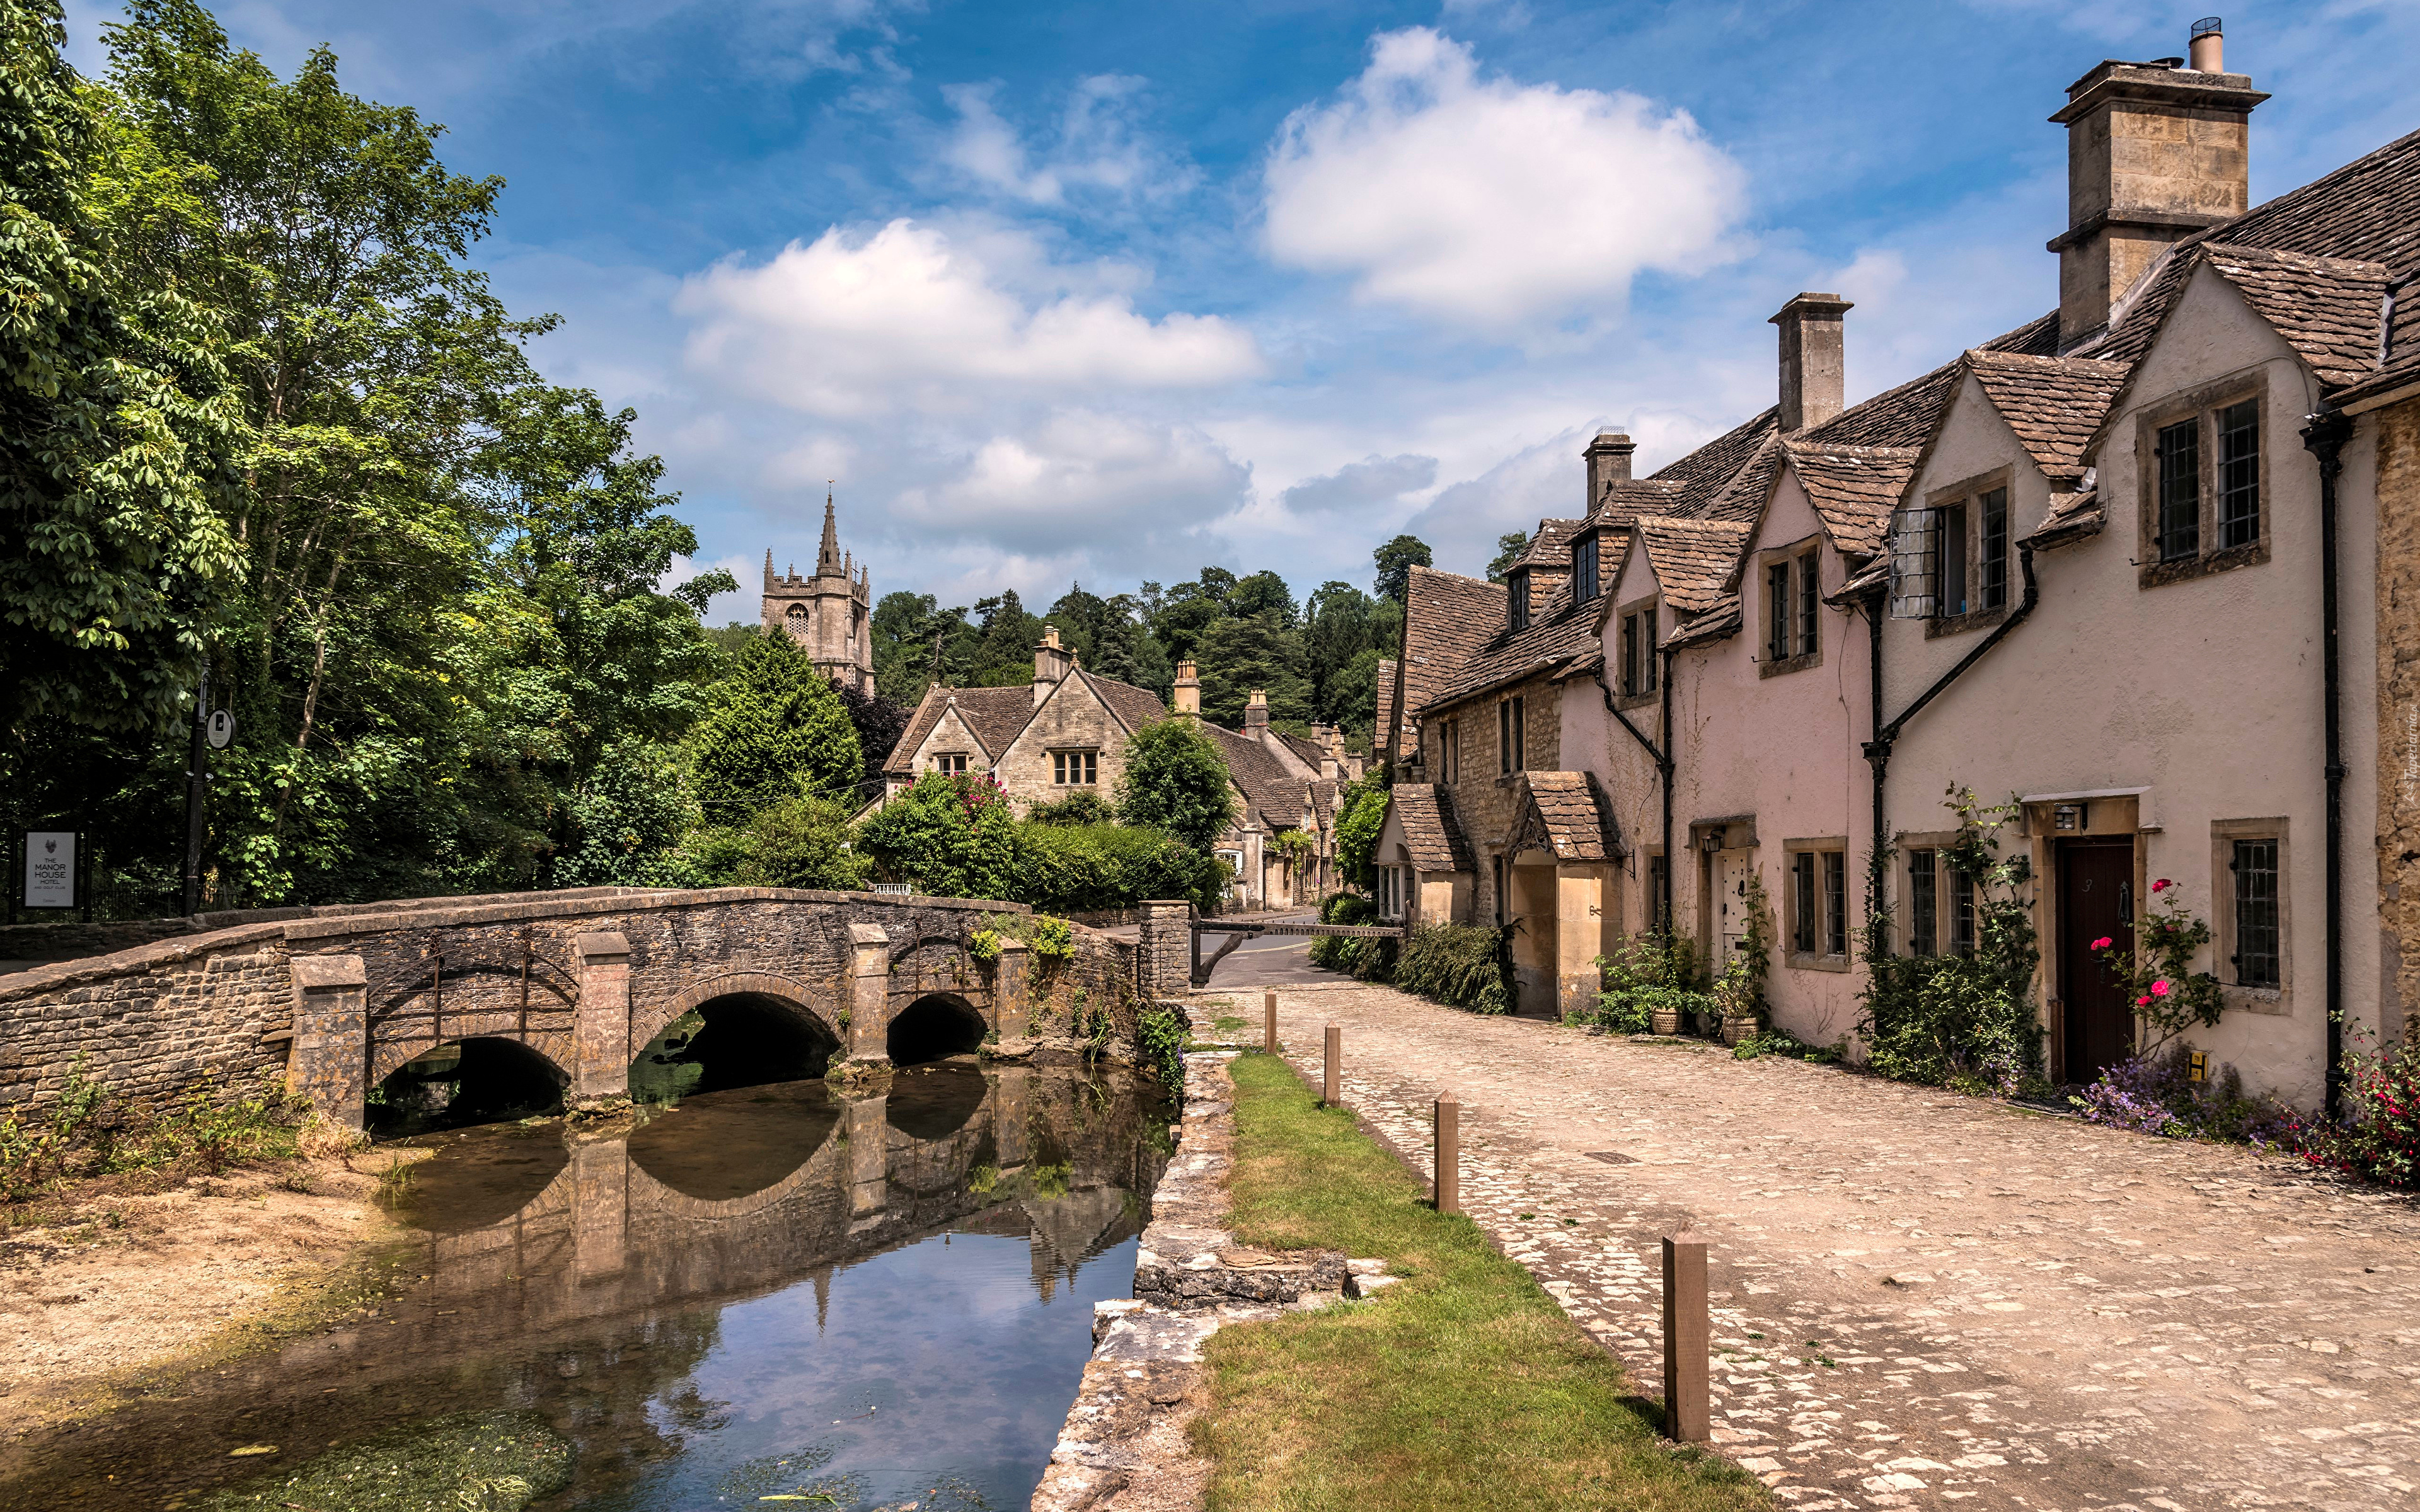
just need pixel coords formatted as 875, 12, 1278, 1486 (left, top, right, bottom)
1213, 982, 2420, 1511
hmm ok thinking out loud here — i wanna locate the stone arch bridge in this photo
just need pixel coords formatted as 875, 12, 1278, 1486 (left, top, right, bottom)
0, 887, 1197, 1128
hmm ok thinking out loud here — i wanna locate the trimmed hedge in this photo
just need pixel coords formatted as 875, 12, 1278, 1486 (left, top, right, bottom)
1012, 822, 1222, 914
1393, 921, 1510, 1014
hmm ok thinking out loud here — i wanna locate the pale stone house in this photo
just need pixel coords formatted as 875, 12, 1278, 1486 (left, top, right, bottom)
763, 496, 873, 696
1384, 20, 2420, 1108
881, 638, 1350, 910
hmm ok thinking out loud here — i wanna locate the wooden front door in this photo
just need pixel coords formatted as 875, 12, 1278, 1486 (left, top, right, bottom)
2058, 838, 2136, 1085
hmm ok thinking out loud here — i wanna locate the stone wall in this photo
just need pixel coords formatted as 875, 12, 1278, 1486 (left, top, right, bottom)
2376, 394, 2420, 1048
995, 677, 1129, 811
1420, 672, 1564, 925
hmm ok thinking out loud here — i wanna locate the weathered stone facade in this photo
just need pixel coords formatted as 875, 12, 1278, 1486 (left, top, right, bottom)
0, 886, 1156, 1128
1419, 667, 1565, 927
761, 496, 873, 696
2375, 393, 2420, 1048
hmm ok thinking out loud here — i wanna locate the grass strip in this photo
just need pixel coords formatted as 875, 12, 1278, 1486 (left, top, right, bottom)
1191, 1051, 1769, 1512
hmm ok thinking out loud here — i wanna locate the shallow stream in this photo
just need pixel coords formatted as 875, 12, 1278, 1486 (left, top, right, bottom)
3, 1058, 1172, 1511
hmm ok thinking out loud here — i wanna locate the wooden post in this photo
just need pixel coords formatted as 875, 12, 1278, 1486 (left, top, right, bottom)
1433, 1094, 1460, 1214
1264, 989, 1278, 1051
1323, 1024, 1340, 1106
1661, 1232, 1709, 1443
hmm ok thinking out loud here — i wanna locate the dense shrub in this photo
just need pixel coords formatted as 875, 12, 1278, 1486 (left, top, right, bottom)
1013, 822, 1221, 913
689, 629, 865, 820
857, 772, 1018, 899
2072, 1046, 2293, 1143
2288, 1033, 2420, 1187
1332, 778, 1389, 891
734, 794, 872, 891
1114, 718, 1235, 850
1393, 922, 1509, 1014
1579, 932, 1709, 1032
1027, 790, 1117, 827
1308, 891, 1394, 980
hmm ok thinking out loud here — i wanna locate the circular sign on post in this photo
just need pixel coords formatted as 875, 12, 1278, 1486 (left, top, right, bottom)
205, 708, 235, 749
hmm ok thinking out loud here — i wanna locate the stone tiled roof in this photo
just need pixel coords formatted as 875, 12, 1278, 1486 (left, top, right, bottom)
2024, 486, 2105, 547
1374, 656, 1402, 764
2336, 268, 2420, 409
1276, 730, 1327, 770
883, 684, 1040, 776
1389, 783, 1473, 874
2089, 126, 2420, 367
1518, 517, 1586, 570
1635, 517, 1753, 616
1086, 672, 1170, 735
1510, 771, 1621, 862
1418, 570, 1603, 711
2199, 244, 2394, 389
1651, 408, 1781, 514
1202, 724, 1304, 833
1666, 594, 1743, 649
1780, 442, 1922, 558
1962, 350, 2133, 485
1401, 566, 1507, 721
1589, 479, 1688, 531
1311, 779, 1339, 834
882, 673, 1162, 777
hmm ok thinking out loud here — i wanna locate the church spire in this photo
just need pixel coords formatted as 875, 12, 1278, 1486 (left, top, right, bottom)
816, 485, 842, 576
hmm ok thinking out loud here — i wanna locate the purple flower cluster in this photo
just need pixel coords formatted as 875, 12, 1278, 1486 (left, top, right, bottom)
2072, 1046, 2295, 1145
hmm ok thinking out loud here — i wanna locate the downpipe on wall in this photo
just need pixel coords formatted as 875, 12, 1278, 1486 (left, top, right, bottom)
1594, 650, 1679, 932
2303, 408, 2351, 1120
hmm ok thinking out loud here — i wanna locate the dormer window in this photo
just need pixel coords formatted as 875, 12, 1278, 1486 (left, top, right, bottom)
1508, 570, 1531, 631
1572, 534, 1600, 604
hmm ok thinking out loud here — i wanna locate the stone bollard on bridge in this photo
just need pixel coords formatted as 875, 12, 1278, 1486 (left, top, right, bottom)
571, 931, 632, 1108
1137, 900, 1192, 999
846, 923, 893, 1068
996, 937, 1032, 1042
288, 954, 369, 1129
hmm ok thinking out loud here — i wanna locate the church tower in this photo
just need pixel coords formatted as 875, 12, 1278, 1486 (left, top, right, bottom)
761, 491, 873, 696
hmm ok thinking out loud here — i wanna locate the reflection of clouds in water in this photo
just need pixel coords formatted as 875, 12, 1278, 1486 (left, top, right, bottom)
671, 1231, 1142, 1504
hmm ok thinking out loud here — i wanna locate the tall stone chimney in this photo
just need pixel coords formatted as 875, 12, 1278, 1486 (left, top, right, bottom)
1321, 724, 1344, 782
1032, 626, 1073, 706
1583, 431, 1635, 512
1770, 294, 1852, 432
2049, 22, 2266, 349
1172, 659, 1201, 717
1245, 689, 1269, 736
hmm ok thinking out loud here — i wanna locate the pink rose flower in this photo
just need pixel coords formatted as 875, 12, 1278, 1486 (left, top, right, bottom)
2152, 878, 2172, 893
2136, 995, 2153, 1007
2091, 936, 2113, 950
2151, 980, 2172, 997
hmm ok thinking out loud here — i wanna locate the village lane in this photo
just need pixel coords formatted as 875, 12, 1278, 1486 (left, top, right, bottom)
1224, 982, 2420, 1512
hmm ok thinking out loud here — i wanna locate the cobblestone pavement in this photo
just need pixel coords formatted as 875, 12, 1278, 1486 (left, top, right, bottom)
1221, 982, 2420, 1512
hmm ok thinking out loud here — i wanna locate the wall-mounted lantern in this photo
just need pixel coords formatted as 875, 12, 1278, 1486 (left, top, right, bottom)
2053, 803, 2088, 832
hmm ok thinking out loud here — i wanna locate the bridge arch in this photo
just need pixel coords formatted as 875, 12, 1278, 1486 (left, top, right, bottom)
367, 1035, 570, 1134
630, 972, 843, 1101
887, 991, 988, 1067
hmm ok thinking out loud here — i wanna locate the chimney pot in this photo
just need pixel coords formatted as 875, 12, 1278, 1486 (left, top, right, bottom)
1770, 294, 1852, 432
1583, 430, 1636, 510
1032, 626, 1074, 704
1245, 689, 1269, 734
2188, 17, 2223, 74
1172, 659, 1201, 717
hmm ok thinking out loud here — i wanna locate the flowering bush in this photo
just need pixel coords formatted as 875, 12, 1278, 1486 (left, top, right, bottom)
2072, 1045, 2293, 1143
2286, 1031, 2420, 1188
1581, 932, 1709, 1033
2090, 880, 2223, 1060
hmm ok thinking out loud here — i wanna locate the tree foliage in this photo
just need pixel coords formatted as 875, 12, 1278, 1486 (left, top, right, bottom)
1114, 718, 1234, 852
688, 629, 864, 822
1371, 534, 1431, 604
857, 771, 1019, 900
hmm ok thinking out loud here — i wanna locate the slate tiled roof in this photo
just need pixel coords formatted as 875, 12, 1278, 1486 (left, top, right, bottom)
1780, 442, 1923, 557
2198, 244, 2395, 389
1962, 350, 2133, 485
1390, 783, 1474, 874
1518, 771, 1621, 862
1635, 517, 1753, 616
1401, 566, 1507, 719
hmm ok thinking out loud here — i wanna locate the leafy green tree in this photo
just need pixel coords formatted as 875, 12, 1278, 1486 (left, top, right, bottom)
1323, 648, 1385, 741
737, 794, 871, 891
857, 771, 1018, 899
1089, 593, 1168, 692
1334, 777, 1390, 890
551, 739, 699, 887
0, 0, 245, 738
1195, 610, 1313, 727
689, 630, 863, 822
1145, 568, 1233, 666
1226, 569, 1296, 626
1487, 530, 1530, 583
1372, 534, 1431, 604
1115, 718, 1234, 852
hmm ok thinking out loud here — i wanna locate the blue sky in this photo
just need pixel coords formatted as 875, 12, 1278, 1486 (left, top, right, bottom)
64, 1, 2419, 623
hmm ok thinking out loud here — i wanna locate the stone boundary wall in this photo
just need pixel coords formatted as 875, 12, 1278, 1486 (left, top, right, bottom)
0, 886, 646, 968
0, 887, 1042, 1119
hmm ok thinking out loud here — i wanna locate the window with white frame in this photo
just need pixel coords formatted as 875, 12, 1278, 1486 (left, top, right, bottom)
2141, 386, 2266, 583
1052, 749, 1098, 786
1378, 864, 1407, 922
1498, 694, 1524, 775
932, 752, 969, 776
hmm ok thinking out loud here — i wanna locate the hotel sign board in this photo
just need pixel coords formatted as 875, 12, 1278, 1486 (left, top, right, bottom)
23, 832, 77, 910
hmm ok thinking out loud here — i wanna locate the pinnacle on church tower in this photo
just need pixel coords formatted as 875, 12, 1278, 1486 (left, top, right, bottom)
816, 488, 842, 577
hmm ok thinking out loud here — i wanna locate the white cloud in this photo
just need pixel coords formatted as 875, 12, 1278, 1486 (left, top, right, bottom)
941, 75, 1194, 205
664, 552, 763, 628
676, 219, 1265, 416
895, 411, 1252, 555
1262, 28, 1747, 326
1400, 427, 1587, 570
